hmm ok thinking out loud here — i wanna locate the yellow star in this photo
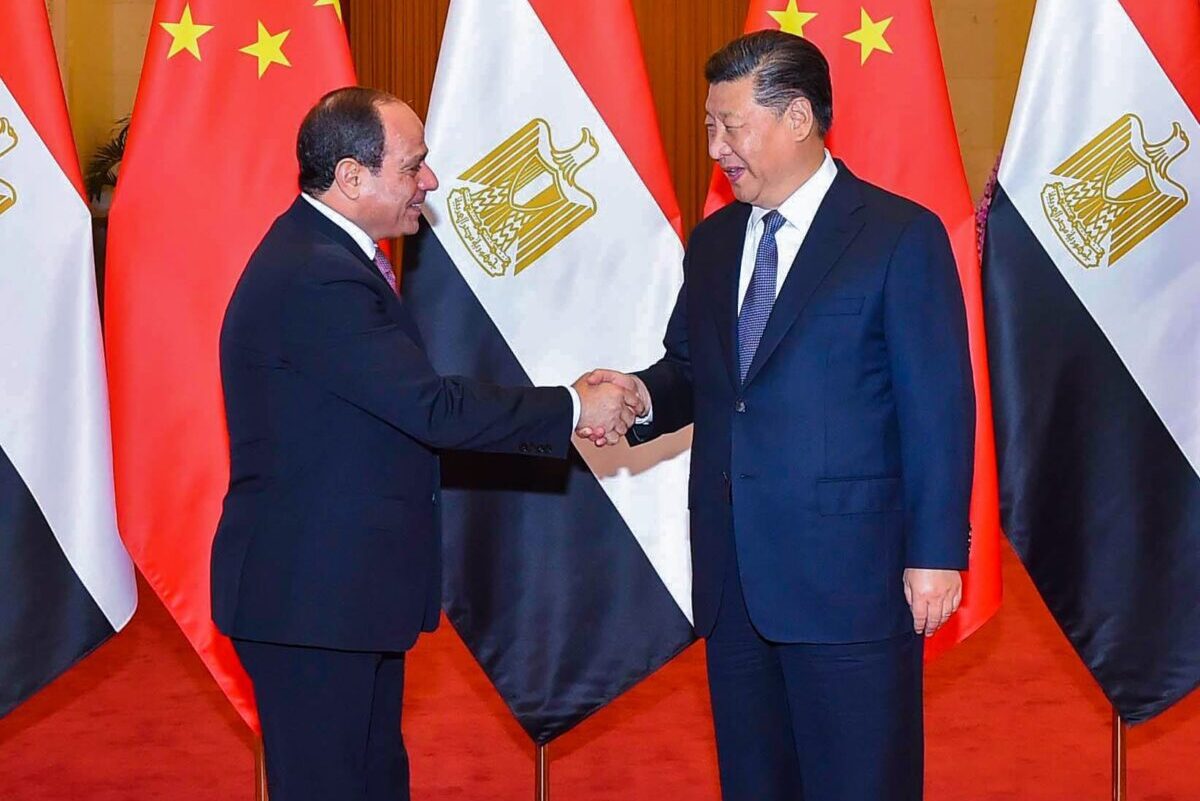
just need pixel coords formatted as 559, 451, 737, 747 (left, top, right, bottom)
844, 8, 894, 65
767, 0, 818, 37
239, 21, 292, 78
159, 4, 214, 61
314, 0, 343, 23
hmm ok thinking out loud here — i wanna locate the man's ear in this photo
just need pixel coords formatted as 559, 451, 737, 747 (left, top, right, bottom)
332, 158, 363, 200
787, 97, 817, 142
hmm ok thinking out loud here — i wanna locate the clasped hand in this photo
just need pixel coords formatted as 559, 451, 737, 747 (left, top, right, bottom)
572, 369, 650, 446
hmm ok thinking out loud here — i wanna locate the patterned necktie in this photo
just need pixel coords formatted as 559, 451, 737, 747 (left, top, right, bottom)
373, 248, 398, 294
737, 210, 786, 382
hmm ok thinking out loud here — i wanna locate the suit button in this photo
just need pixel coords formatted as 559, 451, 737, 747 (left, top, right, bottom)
734, 400, 746, 413
519, 443, 530, 453
538, 445, 550, 454
431, 493, 438, 506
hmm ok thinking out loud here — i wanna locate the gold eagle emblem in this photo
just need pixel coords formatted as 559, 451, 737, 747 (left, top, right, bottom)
0, 117, 18, 217
1042, 114, 1190, 269
448, 118, 599, 277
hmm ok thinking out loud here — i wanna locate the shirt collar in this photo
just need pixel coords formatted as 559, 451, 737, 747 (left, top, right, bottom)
749, 149, 838, 233
301, 193, 378, 261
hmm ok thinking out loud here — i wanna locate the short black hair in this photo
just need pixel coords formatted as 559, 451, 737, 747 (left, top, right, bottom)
297, 86, 399, 195
705, 30, 833, 136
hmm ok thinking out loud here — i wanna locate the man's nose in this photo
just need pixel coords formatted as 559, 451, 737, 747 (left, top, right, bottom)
708, 133, 731, 162
419, 164, 439, 192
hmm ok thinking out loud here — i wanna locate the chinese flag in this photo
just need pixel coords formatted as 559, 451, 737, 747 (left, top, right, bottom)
105, 0, 355, 728
707, 1, 1002, 658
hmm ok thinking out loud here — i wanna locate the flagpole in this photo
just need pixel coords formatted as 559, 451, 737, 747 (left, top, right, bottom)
535, 743, 550, 801
1112, 707, 1127, 801
256, 738, 269, 801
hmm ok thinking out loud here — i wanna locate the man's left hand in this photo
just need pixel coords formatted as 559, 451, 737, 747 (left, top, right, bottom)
902, 568, 962, 637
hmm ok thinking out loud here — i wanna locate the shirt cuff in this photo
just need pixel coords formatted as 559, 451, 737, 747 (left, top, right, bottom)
636, 396, 653, 426
565, 385, 581, 430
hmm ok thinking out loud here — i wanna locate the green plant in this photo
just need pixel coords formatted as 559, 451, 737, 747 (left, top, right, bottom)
84, 116, 130, 204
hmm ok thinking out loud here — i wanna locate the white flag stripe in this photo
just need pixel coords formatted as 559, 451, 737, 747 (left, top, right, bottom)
999, 0, 1200, 480
0, 80, 137, 630
426, 0, 692, 621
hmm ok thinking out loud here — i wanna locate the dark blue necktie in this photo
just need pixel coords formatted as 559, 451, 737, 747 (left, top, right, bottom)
738, 210, 786, 382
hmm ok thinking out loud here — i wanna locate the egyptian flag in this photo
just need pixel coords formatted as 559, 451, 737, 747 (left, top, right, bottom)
105, 0, 356, 729
707, 0, 1003, 657
402, 0, 694, 743
0, 0, 137, 716
983, 0, 1200, 723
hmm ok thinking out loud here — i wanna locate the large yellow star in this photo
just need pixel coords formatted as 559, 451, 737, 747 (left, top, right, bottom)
159, 4, 214, 61
314, 0, 343, 23
844, 8, 894, 65
239, 21, 292, 78
767, 1, 818, 38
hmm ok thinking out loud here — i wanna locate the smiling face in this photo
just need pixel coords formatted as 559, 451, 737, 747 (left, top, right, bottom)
705, 75, 820, 210
353, 101, 439, 239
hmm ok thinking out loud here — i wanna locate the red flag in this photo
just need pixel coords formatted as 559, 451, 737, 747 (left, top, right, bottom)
105, 0, 356, 728
707, 1, 1002, 657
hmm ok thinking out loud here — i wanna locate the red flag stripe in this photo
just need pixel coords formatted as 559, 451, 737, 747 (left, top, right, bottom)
527, 0, 683, 238
0, 0, 85, 197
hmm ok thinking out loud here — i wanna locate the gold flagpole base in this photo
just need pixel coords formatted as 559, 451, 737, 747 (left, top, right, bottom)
256, 737, 270, 801
1112, 707, 1127, 801
535, 743, 550, 801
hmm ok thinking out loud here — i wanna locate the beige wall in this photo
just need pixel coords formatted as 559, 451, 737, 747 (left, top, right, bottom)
52, 0, 1035, 201
52, 0, 154, 170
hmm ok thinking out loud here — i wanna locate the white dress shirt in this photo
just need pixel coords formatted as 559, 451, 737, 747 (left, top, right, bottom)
637, 151, 838, 425
299, 193, 581, 427
737, 149, 838, 312
301, 192, 377, 259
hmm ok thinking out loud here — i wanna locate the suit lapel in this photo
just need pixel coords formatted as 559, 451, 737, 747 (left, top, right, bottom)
291, 196, 391, 290
710, 204, 752, 391
741, 164, 866, 388
290, 197, 424, 341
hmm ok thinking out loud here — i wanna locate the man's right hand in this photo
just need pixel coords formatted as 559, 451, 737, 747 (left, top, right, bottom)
575, 369, 651, 446
572, 374, 641, 446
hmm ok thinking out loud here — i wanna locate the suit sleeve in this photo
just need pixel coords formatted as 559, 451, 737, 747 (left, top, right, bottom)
628, 248, 695, 444
884, 212, 975, 569
283, 271, 572, 457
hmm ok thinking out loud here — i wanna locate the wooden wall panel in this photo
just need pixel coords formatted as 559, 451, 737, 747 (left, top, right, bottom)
346, 0, 451, 122
632, 0, 749, 232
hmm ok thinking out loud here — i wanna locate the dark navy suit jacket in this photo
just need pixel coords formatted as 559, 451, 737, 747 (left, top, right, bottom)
632, 163, 975, 643
211, 197, 572, 653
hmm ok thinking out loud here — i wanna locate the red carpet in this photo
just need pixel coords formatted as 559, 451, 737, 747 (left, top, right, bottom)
2, 543, 1197, 800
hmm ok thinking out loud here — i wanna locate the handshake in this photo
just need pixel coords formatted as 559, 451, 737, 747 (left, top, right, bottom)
571, 369, 652, 447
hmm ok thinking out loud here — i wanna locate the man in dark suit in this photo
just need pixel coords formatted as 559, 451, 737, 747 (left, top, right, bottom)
211, 87, 638, 801
583, 32, 975, 800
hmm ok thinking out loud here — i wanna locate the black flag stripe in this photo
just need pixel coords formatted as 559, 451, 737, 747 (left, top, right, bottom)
403, 224, 695, 743
983, 186, 1200, 722
0, 444, 115, 717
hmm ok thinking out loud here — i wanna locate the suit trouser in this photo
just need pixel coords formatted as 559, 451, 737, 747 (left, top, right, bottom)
233, 638, 409, 801
705, 558, 924, 801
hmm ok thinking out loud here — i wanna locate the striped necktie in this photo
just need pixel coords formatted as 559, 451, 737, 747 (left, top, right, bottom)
737, 210, 786, 382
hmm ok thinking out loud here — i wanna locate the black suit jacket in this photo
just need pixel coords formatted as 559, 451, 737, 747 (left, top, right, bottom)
632, 163, 975, 642
211, 197, 572, 652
